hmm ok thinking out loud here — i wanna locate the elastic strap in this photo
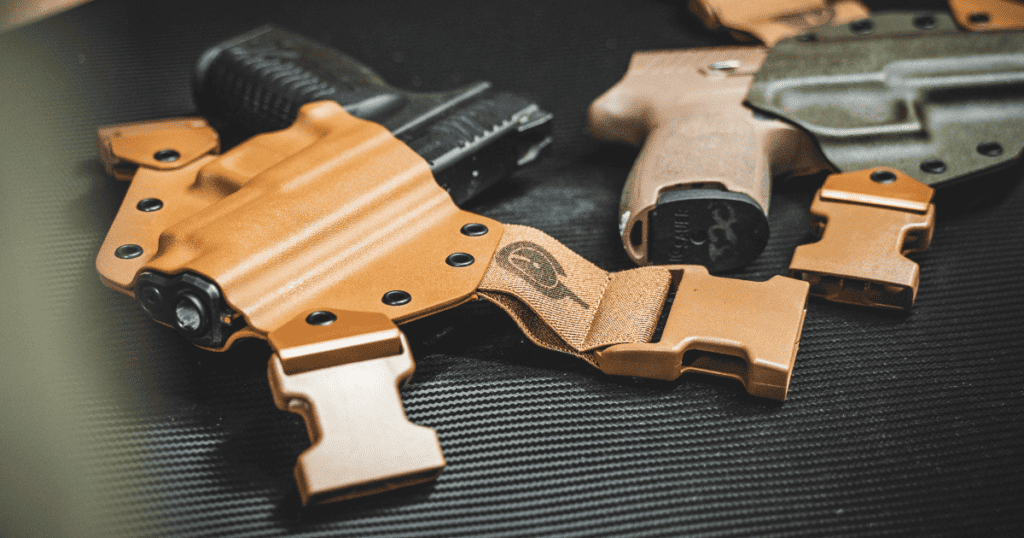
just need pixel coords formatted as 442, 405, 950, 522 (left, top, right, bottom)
477, 225, 671, 367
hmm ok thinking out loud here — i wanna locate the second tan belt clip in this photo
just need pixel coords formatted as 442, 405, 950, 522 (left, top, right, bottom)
789, 168, 936, 311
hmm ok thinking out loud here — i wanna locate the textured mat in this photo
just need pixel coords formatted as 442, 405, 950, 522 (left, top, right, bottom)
0, 1, 1021, 537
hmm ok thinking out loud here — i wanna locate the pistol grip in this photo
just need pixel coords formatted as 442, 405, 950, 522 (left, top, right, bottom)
194, 26, 404, 136
621, 117, 772, 272
267, 340, 444, 506
589, 48, 834, 272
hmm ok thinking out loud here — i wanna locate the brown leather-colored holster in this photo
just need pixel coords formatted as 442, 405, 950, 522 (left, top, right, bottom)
97, 100, 810, 506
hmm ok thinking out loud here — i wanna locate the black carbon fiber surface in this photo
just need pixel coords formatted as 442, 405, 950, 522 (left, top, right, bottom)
1, 1, 1022, 537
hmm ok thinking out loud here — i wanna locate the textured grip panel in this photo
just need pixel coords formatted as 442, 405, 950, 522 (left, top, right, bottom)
194, 26, 403, 135
192, 27, 554, 208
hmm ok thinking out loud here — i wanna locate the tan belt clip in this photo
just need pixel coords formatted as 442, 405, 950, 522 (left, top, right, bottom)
689, 0, 871, 45
789, 168, 935, 311
266, 310, 444, 506
949, 0, 1024, 31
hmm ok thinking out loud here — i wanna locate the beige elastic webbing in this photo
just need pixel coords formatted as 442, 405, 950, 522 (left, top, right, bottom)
477, 225, 672, 367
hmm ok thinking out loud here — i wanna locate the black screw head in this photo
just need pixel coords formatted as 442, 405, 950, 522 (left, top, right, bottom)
174, 294, 208, 335
305, 311, 337, 326
136, 198, 164, 212
115, 244, 143, 259
796, 32, 818, 42
920, 159, 947, 174
382, 290, 411, 306
446, 253, 475, 267
969, 12, 990, 24
153, 149, 180, 162
913, 14, 937, 29
870, 170, 898, 184
849, 19, 874, 34
461, 223, 489, 236
977, 141, 1003, 157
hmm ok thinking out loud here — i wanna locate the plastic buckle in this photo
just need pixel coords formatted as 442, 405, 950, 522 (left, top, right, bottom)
789, 168, 935, 311
266, 310, 445, 506
594, 266, 809, 401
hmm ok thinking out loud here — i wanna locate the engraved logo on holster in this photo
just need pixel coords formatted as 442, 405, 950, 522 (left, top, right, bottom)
496, 241, 589, 309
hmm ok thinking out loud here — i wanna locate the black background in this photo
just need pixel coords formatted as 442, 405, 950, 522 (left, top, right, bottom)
1, 0, 1022, 536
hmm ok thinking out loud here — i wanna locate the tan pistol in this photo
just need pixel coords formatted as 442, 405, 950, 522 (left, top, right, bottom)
589, 47, 832, 272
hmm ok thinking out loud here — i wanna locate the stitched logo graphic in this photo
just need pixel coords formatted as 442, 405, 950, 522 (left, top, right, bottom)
496, 241, 589, 309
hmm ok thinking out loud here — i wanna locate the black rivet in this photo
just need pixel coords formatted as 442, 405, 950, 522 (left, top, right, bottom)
921, 159, 947, 174
154, 149, 180, 162
461, 223, 489, 236
115, 244, 143, 259
305, 311, 337, 326
796, 33, 818, 42
446, 253, 475, 267
136, 198, 163, 212
870, 170, 898, 184
383, 290, 411, 306
138, 285, 163, 310
913, 14, 937, 29
969, 12, 990, 24
977, 142, 1003, 157
849, 19, 874, 34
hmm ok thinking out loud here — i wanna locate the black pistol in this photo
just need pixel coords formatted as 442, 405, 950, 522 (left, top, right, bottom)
194, 26, 553, 204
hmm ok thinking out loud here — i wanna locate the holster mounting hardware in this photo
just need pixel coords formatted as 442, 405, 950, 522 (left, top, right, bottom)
266, 310, 444, 505
789, 168, 936, 311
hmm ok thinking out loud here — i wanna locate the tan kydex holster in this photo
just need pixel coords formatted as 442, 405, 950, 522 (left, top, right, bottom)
690, 0, 1024, 45
97, 102, 810, 506
689, 0, 870, 45
948, 0, 1024, 31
